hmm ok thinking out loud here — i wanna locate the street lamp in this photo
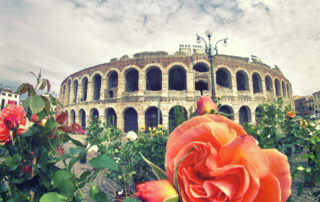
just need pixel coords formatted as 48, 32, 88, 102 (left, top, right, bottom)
196, 30, 228, 102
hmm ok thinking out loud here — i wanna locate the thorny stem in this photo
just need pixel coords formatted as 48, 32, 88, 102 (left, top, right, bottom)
77, 188, 87, 202
30, 147, 38, 202
48, 140, 68, 169
11, 184, 29, 201
104, 168, 116, 196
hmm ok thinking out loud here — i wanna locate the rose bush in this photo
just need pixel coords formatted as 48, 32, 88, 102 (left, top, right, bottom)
164, 114, 292, 202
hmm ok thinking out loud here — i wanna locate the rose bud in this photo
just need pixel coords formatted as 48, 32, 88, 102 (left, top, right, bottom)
40, 118, 48, 127
135, 180, 178, 202
287, 111, 295, 118
197, 95, 218, 115
3, 115, 19, 130
31, 114, 40, 123
22, 166, 30, 174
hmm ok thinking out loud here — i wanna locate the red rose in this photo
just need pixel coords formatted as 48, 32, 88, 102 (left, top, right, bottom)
22, 166, 30, 174
164, 114, 291, 202
8, 100, 15, 105
197, 95, 218, 115
56, 112, 67, 124
3, 114, 19, 130
0, 105, 28, 145
31, 114, 40, 123
135, 180, 178, 202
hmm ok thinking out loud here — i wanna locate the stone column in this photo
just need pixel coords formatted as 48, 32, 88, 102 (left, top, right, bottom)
187, 70, 195, 102
262, 79, 267, 99
162, 114, 169, 131
67, 112, 72, 126
117, 114, 124, 133
65, 87, 70, 105
233, 112, 239, 124
117, 76, 125, 98
231, 74, 238, 98
100, 79, 107, 100
75, 115, 81, 126
162, 72, 168, 101
139, 72, 146, 95
87, 82, 94, 101
248, 77, 254, 97
70, 87, 75, 104
77, 85, 83, 102
100, 113, 105, 127
138, 112, 145, 132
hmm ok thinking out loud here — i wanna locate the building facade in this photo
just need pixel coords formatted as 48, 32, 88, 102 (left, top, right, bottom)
57, 46, 294, 132
306, 96, 314, 115
294, 96, 308, 117
0, 87, 20, 110
313, 91, 320, 114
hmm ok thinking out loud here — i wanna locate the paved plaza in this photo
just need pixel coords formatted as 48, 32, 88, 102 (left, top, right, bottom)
61, 135, 320, 202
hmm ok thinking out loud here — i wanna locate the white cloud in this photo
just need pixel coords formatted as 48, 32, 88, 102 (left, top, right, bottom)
0, 0, 319, 101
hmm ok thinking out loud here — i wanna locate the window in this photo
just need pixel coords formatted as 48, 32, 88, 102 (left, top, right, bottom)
1, 93, 5, 96
8, 94, 12, 97
14, 95, 17, 98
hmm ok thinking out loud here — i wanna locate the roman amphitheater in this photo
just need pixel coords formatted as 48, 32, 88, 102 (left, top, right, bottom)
57, 45, 294, 132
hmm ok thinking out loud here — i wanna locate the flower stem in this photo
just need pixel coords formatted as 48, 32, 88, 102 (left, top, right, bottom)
77, 188, 87, 202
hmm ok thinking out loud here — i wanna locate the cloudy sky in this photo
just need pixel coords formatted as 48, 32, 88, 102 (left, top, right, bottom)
1, 0, 319, 101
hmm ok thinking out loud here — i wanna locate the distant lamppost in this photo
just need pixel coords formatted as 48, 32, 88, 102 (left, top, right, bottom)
196, 30, 228, 102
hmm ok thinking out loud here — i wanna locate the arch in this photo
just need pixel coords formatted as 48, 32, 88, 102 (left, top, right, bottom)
168, 106, 187, 132
67, 80, 71, 103
195, 80, 208, 95
146, 67, 162, 91
274, 78, 281, 97
72, 80, 78, 103
90, 108, 99, 118
108, 71, 118, 88
282, 81, 286, 97
236, 70, 249, 91
286, 83, 290, 99
81, 77, 88, 101
144, 63, 165, 72
124, 107, 138, 133
63, 85, 66, 103
79, 109, 86, 129
167, 62, 188, 72
70, 109, 76, 124
316, 110, 319, 114
169, 66, 186, 91
109, 90, 114, 98
93, 74, 102, 100
218, 105, 234, 120
65, 110, 69, 125
125, 68, 139, 92
145, 107, 163, 131
252, 72, 262, 93
216, 67, 232, 89
193, 62, 209, 72
105, 108, 117, 126
265, 75, 273, 93
239, 106, 251, 125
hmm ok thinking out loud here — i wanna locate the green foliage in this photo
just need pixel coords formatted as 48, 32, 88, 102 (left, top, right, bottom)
169, 104, 187, 133
85, 116, 103, 145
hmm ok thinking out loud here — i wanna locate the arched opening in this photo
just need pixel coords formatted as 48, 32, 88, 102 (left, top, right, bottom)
252, 73, 262, 93
282, 81, 286, 97
145, 107, 162, 131
193, 63, 209, 72
79, 109, 86, 129
65, 110, 69, 125
82, 77, 88, 101
218, 106, 234, 120
316, 110, 319, 114
275, 79, 281, 97
63, 86, 66, 103
287, 84, 290, 98
124, 108, 138, 133
67, 80, 71, 103
169, 106, 187, 132
126, 69, 139, 92
169, 67, 186, 91
236, 71, 249, 91
146, 68, 162, 91
71, 110, 76, 124
239, 106, 251, 125
72, 80, 78, 103
108, 71, 118, 88
195, 80, 208, 95
109, 91, 113, 98
93, 74, 102, 100
216, 68, 231, 88
90, 108, 99, 118
106, 108, 117, 126
265, 75, 273, 92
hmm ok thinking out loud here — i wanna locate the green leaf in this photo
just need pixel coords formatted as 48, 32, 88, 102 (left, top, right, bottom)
315, 176, 320, 187
39, 192, 66, 202
79, 171, 91, 182
95, 192, 109, 202
37, 146, 48, 169
306, 168, 311, 172
139, 152, 168, 180
31, 127, 43, 147
51, 169, 74, 187
23, 96, 31, 111
173, 147, 195, 192
45, 117, 57, 131
309, 155, 314, 160
164, 195, 180, 202
63, 134, 85, 147
90, 138, 102, 146
297, 166, 304, 171
301, 154, 308, 160
39, 79, 46, 90
5, 153, 21, 168
89, 154, 118, 171
123, 197, 138, 202
30, 164, 50, 188
90, 183, 100, 200
298, 182, 304, 197
57, 179, 76, 199
68, 153, 85, 171
30, 95, 45, 114
69, 147, 83, 156
40, 96, 51, 115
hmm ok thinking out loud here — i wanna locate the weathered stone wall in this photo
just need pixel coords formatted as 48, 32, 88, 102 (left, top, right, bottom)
58, 51, 294, 132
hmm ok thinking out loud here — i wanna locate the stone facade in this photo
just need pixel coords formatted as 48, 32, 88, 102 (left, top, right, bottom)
313, 91, 320, 114
57, 46, 294, 132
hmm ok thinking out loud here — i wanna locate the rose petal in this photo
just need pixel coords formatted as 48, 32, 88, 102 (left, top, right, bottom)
218, 135, 270, 179
262, 149, 292, 202
206, 114, 247, 137
253, 172, 281, 202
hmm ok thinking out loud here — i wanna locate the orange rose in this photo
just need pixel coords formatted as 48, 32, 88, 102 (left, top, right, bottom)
197, 95, 218, 115
287, 112, 295, 118
165, 114, 291, 202
0, 105, 28, 145
135, 180, 178, 202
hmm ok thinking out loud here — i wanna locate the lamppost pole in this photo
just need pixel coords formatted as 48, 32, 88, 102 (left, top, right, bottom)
196, 30, 228, 102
